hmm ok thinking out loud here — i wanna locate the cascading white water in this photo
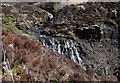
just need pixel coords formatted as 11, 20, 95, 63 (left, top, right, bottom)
34, 11, 82, 65
39, 36, 82, 65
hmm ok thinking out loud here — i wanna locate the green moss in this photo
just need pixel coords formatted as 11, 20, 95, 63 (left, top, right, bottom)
12, 67, 21, 74
2, 14, 22, 34
2, 14, 34, 39
2, 23, 23, 35
51, 80, 59, 83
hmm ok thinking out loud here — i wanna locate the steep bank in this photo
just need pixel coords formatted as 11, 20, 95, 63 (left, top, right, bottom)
1, 2, 120, 81
39, 2, 120, 80
2, 30, 114, 81
2, 2, 49, 39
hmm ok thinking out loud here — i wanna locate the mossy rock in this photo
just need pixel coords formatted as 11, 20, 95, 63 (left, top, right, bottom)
2, 14, 34, 39
12, 67, 21, 75
2, 14, 22, 34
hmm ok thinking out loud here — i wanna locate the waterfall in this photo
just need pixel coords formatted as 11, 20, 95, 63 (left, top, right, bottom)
46, 11, 53, 20
33, 11, 82, 65
39, 36, 82, 65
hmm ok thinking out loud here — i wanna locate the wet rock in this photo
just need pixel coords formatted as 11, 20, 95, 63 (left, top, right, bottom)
1, 2, 120, 81
74, 25, 102, 40
107, 9, 117, 19
39, 2, 120, 80
39, 36, 82, 65
2, 30, 112, 81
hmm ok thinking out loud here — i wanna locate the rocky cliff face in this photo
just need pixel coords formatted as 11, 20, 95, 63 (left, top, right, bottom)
39, 2, 120, 80
1, 2, 120, 81
1, 30, 106, 81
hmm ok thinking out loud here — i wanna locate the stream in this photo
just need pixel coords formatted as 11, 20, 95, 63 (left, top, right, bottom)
39, 35, 82, 65
33, 11, 83, 65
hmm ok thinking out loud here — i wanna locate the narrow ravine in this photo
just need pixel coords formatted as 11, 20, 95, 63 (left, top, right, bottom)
33, 3, 120, 79
2, 2, 120, 81
31, 11, 83, 65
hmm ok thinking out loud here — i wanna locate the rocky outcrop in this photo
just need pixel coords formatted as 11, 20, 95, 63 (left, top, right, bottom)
42, 2, 119, 39
1, 30, 111, 81
39, 2, 120, 80
1, 2, 120, 81
2, 2, 48, 37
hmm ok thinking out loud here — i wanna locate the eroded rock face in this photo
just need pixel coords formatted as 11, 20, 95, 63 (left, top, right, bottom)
39, 2, 120, 80
1, 2, 120, 81
42, 2, 119, 39
1, 30, 105, 81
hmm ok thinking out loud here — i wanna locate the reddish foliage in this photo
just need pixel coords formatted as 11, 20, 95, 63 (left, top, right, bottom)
2, 30, 118, 81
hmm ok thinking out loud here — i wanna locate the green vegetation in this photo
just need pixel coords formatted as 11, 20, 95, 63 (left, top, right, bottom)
12, 67, 21, 75
2, 14, 22, 34
2, 14, 33, 38
51, 80, 59, 83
